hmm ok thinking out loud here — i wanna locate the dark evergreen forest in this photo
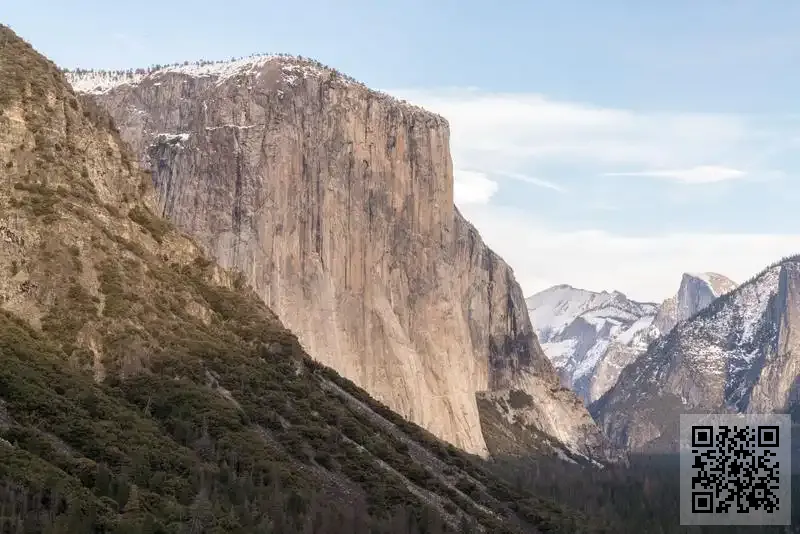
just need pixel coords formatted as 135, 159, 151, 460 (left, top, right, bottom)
491, 452, 800, 534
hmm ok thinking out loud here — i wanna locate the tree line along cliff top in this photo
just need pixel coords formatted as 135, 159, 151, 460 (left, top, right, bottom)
62, 53, 449, 127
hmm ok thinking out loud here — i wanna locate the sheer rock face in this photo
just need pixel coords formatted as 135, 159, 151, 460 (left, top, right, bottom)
592, 260, 800, 452
67, 58, 613, 460
652, 272, 737, 334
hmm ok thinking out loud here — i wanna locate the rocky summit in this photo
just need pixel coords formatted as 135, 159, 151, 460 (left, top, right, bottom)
592, 258, 798, 452
65, 56, 616, 463
526, 272, 736, 405
651, 272, 737, 334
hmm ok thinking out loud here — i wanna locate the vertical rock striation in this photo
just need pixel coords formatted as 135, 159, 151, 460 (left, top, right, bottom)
66, 57, 614, 460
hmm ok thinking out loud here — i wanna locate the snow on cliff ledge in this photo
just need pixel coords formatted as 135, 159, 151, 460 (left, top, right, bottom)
64, 55, 329, 94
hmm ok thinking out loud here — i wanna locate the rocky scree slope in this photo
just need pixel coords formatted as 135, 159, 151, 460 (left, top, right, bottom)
592, 259, 796, 452
0, 26, 608, 533
527, 272, 736, 406
65, 56, 617, 463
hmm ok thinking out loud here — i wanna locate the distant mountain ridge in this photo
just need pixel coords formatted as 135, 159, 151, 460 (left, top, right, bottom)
526, 272, 737, 404
591, 260, 800, 452
525, 286, 658, 403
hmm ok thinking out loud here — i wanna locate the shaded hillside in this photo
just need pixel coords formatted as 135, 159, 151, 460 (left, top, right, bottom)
0, 25, 611, 534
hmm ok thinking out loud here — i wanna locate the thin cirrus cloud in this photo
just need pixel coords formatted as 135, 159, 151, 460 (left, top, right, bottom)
491, 171, 567, 193
603, 165, 747, 184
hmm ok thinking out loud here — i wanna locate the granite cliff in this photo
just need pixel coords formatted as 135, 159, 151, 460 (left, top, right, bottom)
66, 57, 615, 461
651, 272, 737, 334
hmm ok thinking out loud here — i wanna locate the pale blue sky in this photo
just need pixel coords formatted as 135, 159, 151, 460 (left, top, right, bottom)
7, 0, 800, 300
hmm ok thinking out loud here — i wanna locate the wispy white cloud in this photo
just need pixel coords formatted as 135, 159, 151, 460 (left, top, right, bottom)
603, 165, 747, 184
389, 88, 787, 188
492, 171, 567, 193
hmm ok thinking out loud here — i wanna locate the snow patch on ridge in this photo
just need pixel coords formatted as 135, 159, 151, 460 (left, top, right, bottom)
66, 55, 294, 94
541, 339, 578, 368
574, 338, 611, 380
693, 266, 780, 347
616, 315, 655, 345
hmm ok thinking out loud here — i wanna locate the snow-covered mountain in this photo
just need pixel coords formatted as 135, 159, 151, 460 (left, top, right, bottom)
526, 272, 737, 404
592, 259, 797, 452
526, 286, 658, 403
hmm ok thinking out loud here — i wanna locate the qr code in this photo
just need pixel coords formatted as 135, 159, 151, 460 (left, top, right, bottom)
680, 414, 791, 526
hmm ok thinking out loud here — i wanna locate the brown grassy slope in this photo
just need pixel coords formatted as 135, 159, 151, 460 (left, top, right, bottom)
0, 24, 260, 377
